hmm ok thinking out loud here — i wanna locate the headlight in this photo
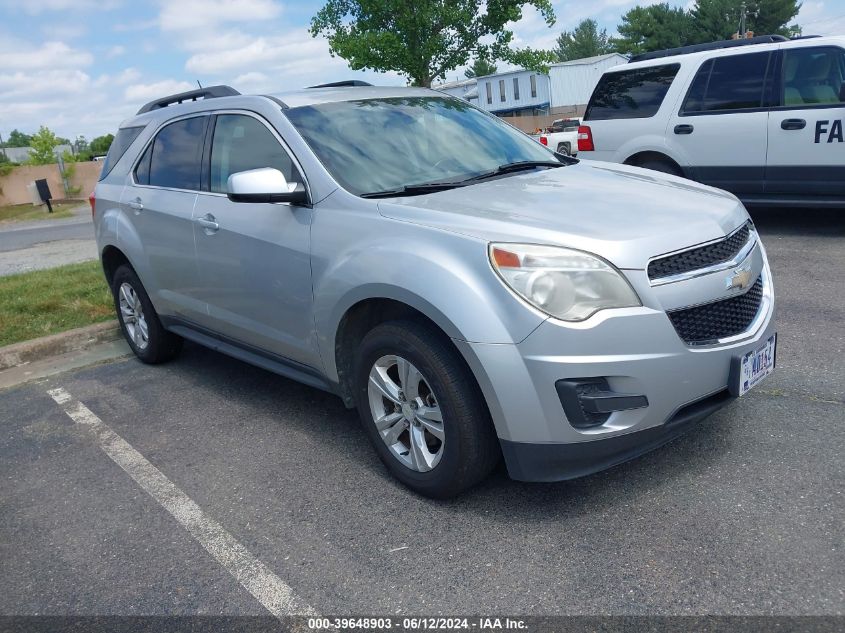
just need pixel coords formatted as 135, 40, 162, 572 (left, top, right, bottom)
489, 243, 641, 321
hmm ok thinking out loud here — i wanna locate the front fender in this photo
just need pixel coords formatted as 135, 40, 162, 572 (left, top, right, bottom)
311, 214, 547, 383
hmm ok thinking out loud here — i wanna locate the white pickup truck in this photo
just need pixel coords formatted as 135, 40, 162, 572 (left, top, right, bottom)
531, 118, 580, 156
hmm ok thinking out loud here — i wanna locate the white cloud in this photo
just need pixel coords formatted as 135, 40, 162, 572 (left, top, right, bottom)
124, 79, 195, 103
1, 41, 92, 71
106, 45, 126, 58
0, 0, 121, 14
159, 0, 282, 31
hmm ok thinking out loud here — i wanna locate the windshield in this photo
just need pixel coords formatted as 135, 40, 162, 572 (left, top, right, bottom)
284, 96, 558, 196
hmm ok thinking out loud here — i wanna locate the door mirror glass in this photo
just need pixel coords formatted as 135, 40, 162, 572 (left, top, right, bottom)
227, 168, 309, 205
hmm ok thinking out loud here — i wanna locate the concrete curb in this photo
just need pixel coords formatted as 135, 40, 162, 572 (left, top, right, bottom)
0, 321, 121, 371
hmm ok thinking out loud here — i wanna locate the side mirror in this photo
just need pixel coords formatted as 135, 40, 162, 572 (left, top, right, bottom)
227, 168, 310, 205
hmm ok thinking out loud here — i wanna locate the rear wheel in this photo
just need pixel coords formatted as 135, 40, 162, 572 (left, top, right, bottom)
112, 265, 182, 364
635, 158, 683, 177
556, 142, 571, 156
353, 320, 499, 498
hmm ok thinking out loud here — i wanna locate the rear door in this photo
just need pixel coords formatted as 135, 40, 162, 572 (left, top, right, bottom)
667, 50, 774, 196
765, 45, 845, 200
191, 112, 317, 368
122, 115, 207, 323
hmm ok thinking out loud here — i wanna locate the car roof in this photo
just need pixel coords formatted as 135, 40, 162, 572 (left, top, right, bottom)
621, 34, 845, 71
118, 85, 438, 130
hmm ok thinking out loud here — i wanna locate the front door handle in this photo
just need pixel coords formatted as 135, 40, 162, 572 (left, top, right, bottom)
674, 124, 694, 135
127, 198, 143, 212
196, 214, 219, 233
781, 118, 806, 130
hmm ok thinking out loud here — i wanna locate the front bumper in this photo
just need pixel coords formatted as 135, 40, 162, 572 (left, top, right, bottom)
453, 263, 776, 482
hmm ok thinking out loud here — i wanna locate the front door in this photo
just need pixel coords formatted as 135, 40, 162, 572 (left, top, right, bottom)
766, 45, 845, 199
666, 51, 774, 196
192, 112, 317, 368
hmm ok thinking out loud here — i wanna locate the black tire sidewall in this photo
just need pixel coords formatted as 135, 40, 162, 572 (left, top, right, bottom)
353, 321, 495, 497
111, 265, 178, 363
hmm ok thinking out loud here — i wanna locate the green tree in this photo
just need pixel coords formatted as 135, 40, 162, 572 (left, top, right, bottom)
464, 58, 498, 78
28, 126, 60, 165
89, 133, 114, 156
690, 0, 801, 43
613, 4, 694, 55
554, 19, 613, 62
4, 129, 32, 148
310, 0, 556, 87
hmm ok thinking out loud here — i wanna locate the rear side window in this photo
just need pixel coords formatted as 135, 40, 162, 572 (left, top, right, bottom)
781, 46, 845, 107
209, 114, 295, 194
682, 52, 771, 114
134, 143, 152, 185
148, 116, 206, 190
584, 64, 680, 120
99, 126, 145, 180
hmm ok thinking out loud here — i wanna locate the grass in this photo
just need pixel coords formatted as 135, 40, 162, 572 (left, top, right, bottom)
0, 202, 81, 224
0, 260, 114, 347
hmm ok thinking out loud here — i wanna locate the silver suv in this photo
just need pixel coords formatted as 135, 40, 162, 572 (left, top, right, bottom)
93, 82, 777, 498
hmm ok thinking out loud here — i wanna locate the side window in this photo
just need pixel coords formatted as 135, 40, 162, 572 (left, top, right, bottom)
148, 116, 206, 190
209, 114, 295, 194
781, 46, 845, 107
499, 79, 506, 102
530, 75, 537, 98
134, 143, 152, 185
682, 52, 770, 114
486, 82, 492, 104
513, 77, 520, 101
99, 125, 145, 180
584, 64, 680, 120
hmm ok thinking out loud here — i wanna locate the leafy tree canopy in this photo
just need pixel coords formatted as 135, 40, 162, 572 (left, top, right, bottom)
690, 0, 801, 43
89, 134, 114, 156
554, 19, 613, 62
613, 4, 693, 55
28, 126, 60, 165
310, 0, 556, 87
3, 129, 32, 148
464, 58, 498, 78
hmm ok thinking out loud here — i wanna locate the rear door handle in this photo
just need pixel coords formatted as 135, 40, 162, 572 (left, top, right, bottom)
127, 198, 143, 212
781, 118, 806, 130
196, 214, 219, 233
674, 124, 694, 135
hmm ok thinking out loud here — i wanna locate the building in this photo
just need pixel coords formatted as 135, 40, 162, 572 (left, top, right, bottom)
1, 145, 73, 164
473, 69, 550, 117
548, 53, 628, 111
434, 77, 478, 103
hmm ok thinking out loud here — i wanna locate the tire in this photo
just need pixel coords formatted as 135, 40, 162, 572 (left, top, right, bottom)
556, 142, 571, 156
111, 264, 183, 364
353, 319, 499, 498
636, 159, 683, 177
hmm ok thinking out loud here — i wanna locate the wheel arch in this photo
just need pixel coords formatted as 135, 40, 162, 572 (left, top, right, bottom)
624, 151, 687, 177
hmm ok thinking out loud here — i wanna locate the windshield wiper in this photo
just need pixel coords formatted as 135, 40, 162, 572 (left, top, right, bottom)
360, 182, 466, 199
458, 160, 565, 184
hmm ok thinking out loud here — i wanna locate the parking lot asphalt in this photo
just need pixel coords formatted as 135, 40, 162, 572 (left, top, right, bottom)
1, 207, 842, 617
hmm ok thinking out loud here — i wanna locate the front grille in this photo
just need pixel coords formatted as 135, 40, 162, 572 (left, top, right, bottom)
648, 223, 751, 281
667, 276, 764, 344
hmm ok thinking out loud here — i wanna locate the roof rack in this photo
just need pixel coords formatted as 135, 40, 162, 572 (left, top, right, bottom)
136, 85, 241, 115
307, 80, 373, 88
629, 35, 788, 63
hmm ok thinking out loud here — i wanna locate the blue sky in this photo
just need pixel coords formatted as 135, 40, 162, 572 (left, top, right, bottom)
1, 0, 843, 142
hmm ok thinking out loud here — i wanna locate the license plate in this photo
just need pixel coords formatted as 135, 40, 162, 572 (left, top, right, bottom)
732, 334, 777, 397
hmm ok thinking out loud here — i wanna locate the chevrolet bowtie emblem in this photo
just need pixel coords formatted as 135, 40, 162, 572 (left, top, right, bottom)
726, 264, 753, 291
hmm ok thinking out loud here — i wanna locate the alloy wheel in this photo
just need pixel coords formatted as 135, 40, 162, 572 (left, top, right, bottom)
367, 355, 445, 472
118, 282, 149, 350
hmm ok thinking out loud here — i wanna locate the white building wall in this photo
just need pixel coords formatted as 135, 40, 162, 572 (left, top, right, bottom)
548, 54, 628, 108
475, 70, 550, 114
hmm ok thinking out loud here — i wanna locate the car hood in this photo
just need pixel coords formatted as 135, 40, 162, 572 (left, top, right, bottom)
377, 160, 749, 270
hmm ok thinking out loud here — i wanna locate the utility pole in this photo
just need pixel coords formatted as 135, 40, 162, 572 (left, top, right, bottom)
739, 2, 747, 38
0, 131, 6, 160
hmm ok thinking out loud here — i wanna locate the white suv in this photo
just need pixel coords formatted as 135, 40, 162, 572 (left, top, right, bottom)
577, 34, 845, 207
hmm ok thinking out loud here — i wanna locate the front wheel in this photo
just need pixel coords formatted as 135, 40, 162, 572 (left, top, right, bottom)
353, 320, 499, 498
112, 264, 182, 364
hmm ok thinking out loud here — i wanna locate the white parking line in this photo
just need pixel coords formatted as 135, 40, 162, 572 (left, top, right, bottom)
47, 386, 316, 619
